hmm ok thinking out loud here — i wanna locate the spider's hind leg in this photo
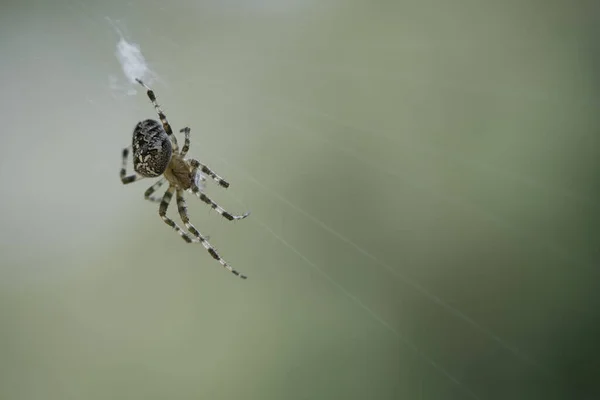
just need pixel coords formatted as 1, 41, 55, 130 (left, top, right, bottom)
144, 178, 166, 203
120, 147, 143, 184
176, 189, 247, 279
135, 79, 179, 152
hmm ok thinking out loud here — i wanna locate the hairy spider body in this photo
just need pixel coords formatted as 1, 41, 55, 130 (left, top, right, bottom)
163, 152, 196, 190
120, 79, 250, 279
132, 119, 172, 177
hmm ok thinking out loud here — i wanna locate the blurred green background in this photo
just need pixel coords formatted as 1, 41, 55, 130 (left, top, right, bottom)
1, 0, 598, 399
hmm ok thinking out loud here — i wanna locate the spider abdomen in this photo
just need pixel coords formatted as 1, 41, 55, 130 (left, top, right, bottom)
132, 119, 172, 177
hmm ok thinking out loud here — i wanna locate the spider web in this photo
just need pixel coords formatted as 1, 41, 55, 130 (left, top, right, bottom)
98, 1, 596, 397
6, 1, 597, 399
105, 18, 511, 400
106, 5, 574, 397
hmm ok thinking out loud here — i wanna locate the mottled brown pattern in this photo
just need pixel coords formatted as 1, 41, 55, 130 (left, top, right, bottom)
120, 79, 250, 279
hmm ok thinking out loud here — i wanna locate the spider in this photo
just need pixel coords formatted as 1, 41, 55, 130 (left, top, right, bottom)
120, 79, 250, 279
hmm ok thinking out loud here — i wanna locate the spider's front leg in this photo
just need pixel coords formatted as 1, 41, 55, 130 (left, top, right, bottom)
175, 189, 247, 279
120, 147, 143, 184
189, 159, 230, 189
158, 186, 203, 244
191, 187, 250, 222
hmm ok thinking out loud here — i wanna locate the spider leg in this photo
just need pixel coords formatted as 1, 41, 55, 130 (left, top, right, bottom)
120, 147, 143, 184
189, 159, 230, 189
135, 79, 179, 152
158, 185, 204, 245
180, 127, 191, 157
144, 178, 167, 203
191, 188, 250, 221
176, 189, 247, 279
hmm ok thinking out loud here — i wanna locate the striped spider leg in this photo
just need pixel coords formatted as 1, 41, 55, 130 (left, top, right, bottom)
119, 79, 251, 278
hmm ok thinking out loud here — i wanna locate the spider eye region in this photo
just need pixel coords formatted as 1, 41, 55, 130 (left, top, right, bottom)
132, 119, 172, 177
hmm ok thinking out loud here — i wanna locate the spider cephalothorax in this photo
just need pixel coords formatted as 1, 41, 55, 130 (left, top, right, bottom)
120, 79, 250, 279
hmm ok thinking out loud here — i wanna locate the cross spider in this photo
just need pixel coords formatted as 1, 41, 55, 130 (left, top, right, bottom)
120, 79, 250, 279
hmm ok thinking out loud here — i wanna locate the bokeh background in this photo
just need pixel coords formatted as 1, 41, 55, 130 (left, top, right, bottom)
1, 0, 599, 399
